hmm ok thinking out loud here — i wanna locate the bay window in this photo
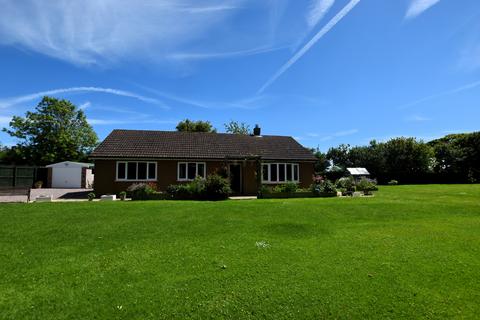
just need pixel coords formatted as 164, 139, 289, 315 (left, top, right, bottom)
262, 163, 299, 183
178, 162, 206, 181
116, 161, 157, 181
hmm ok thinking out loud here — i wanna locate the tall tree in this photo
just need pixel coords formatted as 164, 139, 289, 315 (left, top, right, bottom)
2, 96, 98, 165
176, 119, 216, 133
224, 120, 251, 135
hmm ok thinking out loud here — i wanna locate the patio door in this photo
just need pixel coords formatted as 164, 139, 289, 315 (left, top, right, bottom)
229, 164, 242, 194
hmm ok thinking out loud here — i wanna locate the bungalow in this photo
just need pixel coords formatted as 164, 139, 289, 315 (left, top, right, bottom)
90, 128, 316, 196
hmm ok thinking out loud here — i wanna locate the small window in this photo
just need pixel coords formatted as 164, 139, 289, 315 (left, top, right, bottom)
117, 162, 126, 180
138, 162, 147, 180
179, 163, 187, 180
293, 164, 299, 181
187, 163, 197, 180
270, 164, 278, 182
127, 162, 137, 180
148, 163, 156, 179
178, 162, 206, 181
286, 164, 292, 181
279, 164, 285, 182
197, 163, 205, 178
262, 164, 269, 181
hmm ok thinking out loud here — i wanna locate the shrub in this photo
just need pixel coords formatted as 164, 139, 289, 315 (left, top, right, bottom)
259, 185, 272, 195
87, 192, 95, 201
204, 174, 231, 200
356, 178, 378, 195
119, 191, 127, 201
167, 174, 231, 200
166, 184, 193, 199
311, 179, 337, 197
388, 180, 398, 185
127, 183, 156, 201
272, 182, 298, 193
336, 177, 356, 192
322, 180, 337, 194
34, 181, 43, 189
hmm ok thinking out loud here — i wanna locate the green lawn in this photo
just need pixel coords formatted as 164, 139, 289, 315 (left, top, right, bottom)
1, 185, 479, 319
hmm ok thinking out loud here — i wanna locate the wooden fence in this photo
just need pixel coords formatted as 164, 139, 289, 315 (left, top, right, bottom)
0, 166, 47, 188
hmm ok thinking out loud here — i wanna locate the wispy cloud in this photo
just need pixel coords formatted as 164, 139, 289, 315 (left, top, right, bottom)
0, 116, 12, 125
307, 0, 335, 28
405, 0, 441, 19
88, 118, 178, 126
0, 0, 246, 65
405, 114, 431, 122
314, 129, 359, 141
0, 87, 165, 109
258, 0, 361, 93
137, 84, 273, 110
79, 101, 91, 110
398, 80, 480, 109
167, 45, 286, 61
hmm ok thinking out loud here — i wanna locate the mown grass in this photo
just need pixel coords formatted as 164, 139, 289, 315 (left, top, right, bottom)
1, 185, 479, 319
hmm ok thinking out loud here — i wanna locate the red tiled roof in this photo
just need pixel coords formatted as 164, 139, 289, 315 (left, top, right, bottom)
90, 130, 316, 161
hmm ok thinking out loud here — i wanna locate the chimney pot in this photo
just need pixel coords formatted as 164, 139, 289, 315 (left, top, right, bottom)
253, 124, 261, 136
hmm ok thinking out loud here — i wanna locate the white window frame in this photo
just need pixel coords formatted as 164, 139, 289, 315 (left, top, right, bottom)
262, 163, 299, 183
116, 161, 157, 181
177, 162, 206, 181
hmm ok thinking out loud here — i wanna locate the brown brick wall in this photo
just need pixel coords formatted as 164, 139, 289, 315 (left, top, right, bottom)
93, 159, 315, 196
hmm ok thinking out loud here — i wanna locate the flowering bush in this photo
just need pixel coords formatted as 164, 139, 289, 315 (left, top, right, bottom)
166, 174, 231, 200
356, 178, 378, 195
127, 183, 157, 200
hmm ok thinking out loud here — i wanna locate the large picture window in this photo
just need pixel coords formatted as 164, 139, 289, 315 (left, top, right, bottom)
116, 161, 157, 181
178, 162, 206, 181
262, 163, 299, 183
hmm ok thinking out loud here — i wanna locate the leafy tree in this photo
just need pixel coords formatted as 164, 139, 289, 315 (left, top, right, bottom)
2, 96, 98, 165
310, 147, 330, 173
429, 132, 480, 183
176, 119, 216, 133
326, 144, 352, 168
224, 120, 251, 135
380, 137, 434, 183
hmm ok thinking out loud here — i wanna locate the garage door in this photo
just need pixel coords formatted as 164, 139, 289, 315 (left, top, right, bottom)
51, 167, 82, 188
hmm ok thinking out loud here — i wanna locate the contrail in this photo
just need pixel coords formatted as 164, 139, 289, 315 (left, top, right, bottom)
398, 80, 480, 109
0, 86, 167, 109
258, 0, 361, 94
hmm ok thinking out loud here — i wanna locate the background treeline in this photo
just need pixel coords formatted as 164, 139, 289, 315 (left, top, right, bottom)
314, 132, 480, 184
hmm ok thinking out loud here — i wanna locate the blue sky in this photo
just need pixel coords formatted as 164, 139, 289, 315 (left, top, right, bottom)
0, 0, 479, 151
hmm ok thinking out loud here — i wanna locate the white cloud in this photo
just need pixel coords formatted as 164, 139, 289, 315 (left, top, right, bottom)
307, 0, 335, 28
399, 80, 480, 109
79, 101, 91, 110
258, 0, 361, 93
405, 0, 441, 19
0, 0, 247, 66
0, 87, 165, 109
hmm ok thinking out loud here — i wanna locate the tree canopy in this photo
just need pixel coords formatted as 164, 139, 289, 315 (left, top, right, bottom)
176, 119, 216, 133
224, 120, 251, 135
2, 96, 98, 165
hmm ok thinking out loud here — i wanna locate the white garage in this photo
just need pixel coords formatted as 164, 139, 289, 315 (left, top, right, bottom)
46, 161, 94, 189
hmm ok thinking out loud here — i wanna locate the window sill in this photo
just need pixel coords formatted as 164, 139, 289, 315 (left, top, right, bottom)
115, 179, 157, 182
